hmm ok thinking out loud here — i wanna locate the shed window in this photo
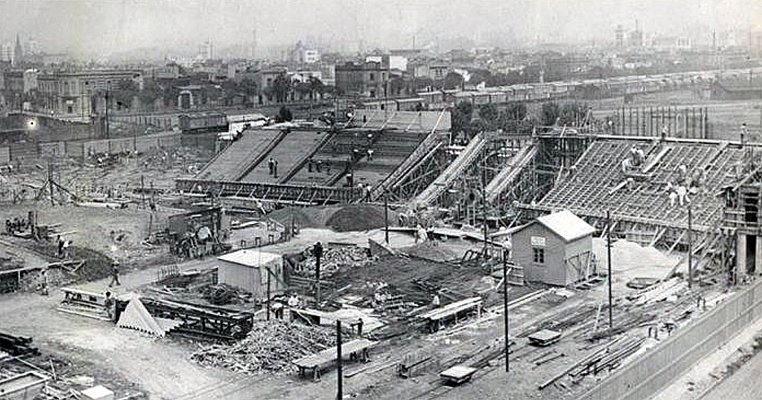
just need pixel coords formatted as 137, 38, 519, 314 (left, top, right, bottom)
533, 248, 545, 264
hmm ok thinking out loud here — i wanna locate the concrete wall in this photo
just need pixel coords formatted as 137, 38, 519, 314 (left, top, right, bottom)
577, 278, 762, 400
0, 132, 215, 167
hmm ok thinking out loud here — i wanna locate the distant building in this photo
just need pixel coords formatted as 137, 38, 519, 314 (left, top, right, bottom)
615, 25, 624, 48
148, 63, 181, 80
511, 210, 596, 286
13, 34, 23, 65
335, 61, 390, 98
35, 70, 143, 119
0, 43, 13, 63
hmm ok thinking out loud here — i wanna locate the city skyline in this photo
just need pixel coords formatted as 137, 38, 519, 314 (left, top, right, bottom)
1, 0, 761, 58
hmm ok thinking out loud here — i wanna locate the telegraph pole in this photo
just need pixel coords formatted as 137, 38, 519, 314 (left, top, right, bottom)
314, 242, 323, 307
384, 190, 389, 244
481, 158, 488, 251
688, 206, 693, 290
266, 267, 271, 321
336, 320, 343, 400
607, 211, 613, 338
503, 252, 510, 372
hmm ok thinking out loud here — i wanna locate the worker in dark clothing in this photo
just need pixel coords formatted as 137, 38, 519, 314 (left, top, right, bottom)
109, 261, 121, 287
104, 291, 115, 321
57, 235, 64, 258
273, 302, 285, 319
355, 318, 364, 336
273, 159, 278, 178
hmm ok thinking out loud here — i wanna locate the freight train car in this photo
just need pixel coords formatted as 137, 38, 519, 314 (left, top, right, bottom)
178, 111, 228, 134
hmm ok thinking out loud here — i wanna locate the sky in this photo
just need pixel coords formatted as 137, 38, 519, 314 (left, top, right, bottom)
1, 0, 761, 56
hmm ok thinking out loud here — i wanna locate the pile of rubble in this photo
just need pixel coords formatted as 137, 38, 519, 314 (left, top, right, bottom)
191, 321, 335, 374
293, 246, 371, 279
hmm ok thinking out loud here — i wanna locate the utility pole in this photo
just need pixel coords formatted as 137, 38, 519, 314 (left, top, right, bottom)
336, 320, 343, 400
503, 252, 509, 372
314, 241, 323, 307
384, 190, 389, 244
481, 159, 488, 252
105, 89, 110, 138
607, 210, 613, 339
688, 206, 693, 290
266, 267, 271, 321
48, 160, 54, 206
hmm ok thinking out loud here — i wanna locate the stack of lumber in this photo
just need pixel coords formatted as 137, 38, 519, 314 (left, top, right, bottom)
0, 332, 39, 356
539, 335, 646, 390
191, 321, 335, 374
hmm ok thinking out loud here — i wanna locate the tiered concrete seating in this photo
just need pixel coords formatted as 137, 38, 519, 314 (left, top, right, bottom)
239, 131, 326, 184
195, 129, 281, 181
351, 131, 423, 188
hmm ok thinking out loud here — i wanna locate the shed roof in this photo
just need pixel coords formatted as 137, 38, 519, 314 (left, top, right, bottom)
218, 249, 281, 268
535, 210, 595, 242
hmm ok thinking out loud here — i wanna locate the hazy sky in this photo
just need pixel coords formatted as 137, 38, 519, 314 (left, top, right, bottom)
1, 0, 761, 55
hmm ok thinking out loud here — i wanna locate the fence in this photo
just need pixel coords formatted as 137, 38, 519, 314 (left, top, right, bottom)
577, 279, 762, 400
0, 132, 216, 167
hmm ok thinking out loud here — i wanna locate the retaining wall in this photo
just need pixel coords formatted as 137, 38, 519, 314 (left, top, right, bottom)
577, 279, 762, 400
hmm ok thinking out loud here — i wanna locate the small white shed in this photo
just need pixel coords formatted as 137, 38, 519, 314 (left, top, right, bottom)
217, 250, 285, 299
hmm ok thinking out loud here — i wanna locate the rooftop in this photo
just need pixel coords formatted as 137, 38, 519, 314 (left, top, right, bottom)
535, 210, 596, 242
218, 249, 281, 268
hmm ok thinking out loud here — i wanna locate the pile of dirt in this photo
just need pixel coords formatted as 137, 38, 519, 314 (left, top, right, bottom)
191, 320, 335, 374
326, 204, 395, 232
267, 206, 341, 229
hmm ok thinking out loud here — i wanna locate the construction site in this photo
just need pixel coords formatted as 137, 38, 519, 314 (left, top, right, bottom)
4, 75, 762, 400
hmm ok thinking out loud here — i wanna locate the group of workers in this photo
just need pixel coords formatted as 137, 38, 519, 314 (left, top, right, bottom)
666, 164, 704, 207
621, 145, 647, 173
267, 158, 279, 178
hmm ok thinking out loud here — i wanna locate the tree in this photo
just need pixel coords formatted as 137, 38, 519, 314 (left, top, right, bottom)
444, 72, 464, 90
478, 104, 499, 130
541, 102, 561, 126
110, 79, 139, 110
451, 101, 474, 136
294, 81, 312, 101
504, 102, 527, 121
277, 106, 293, 122
239, 78, 258, 96
137, 80, 163, 110
272, 73, 291, 103
308, 77, 325, 101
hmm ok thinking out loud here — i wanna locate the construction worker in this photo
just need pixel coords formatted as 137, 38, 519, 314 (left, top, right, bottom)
272, 301, 284, 320
39, 268, 49, 296
57, 235, 64, 258
104, 291, 115, 321
109, 261, 121, 287
432, 293, 441, 308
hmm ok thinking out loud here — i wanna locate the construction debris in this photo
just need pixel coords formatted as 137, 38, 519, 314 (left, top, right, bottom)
190, 320, 335, 375
292, 246, 372, 279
